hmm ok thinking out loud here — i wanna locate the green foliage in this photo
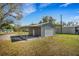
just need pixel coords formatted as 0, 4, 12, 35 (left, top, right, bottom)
44, 16, 55, 23
1, 23, 14, 29
39, 16, 56, 25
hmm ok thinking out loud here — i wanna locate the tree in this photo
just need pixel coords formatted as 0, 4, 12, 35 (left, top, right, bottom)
39, 21, 42, 24
13, 24, 22, 32
49, 16, 56, 24
62, 22, 67, 26
67, 21, 75, 26
39, 16, 56, 24
42, 16, 49, 23
1, 22, 14, 30
0, 3, 23, 29
0, 4, 23, 20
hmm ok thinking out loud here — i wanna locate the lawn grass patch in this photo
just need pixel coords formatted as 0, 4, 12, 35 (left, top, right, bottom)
0, 34, 79, 56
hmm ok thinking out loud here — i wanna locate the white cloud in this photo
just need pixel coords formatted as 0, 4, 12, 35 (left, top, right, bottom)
24, 3, 34, 7
23, 3, 51, 16
39, 3, 51, 8
60, 3, 71, 7
24, 6, 36, 14
22, 3, 51, 16
23, 4, 37, 16
76, 10, 79, 14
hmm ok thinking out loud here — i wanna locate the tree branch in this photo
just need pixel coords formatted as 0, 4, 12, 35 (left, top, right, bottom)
0, 3, 8, 9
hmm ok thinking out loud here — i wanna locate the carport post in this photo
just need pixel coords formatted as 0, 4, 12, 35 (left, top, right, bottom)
33, 29, 35, 36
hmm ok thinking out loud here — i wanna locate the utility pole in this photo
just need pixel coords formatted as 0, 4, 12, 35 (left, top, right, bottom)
60, 15, 63, 33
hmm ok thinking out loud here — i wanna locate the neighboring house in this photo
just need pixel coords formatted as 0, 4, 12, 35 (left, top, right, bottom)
56, 25, 79, 34
2, 29, 14, 32
75, 26, 79, 34
26, 22, 55, 37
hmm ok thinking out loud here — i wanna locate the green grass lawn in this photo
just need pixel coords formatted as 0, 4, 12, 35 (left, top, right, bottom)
0, 34, 79, 56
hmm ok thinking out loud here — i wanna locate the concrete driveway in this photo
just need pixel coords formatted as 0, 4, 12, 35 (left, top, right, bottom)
0, 34, 40, 42
0, 34, 17, 40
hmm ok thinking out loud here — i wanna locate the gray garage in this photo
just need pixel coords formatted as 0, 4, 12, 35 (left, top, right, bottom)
27, 22, 55, 37
9, 22, 55, 42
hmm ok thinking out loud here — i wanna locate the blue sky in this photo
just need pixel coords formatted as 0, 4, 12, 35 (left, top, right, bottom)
19, 3, 79, 26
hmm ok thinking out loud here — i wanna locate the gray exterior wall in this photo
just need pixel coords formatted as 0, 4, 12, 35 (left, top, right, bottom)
41, 24, 55, 37
28, 23, 55, 37
56, 27, 76, 34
